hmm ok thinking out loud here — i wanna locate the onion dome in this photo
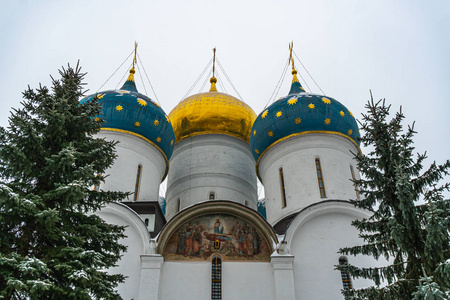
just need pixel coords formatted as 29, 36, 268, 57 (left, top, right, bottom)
250, 69, 360, 163
169, 77, 257, 143
81, 67, 175, 166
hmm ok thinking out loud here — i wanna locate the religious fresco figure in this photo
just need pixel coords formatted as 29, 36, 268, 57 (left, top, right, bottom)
191, 225, 202, 257
212, 218, 224, 234
235, 224, 249, 256
176, 228, 186, 254
184, 225, 193, 256
252, 227, 262, 255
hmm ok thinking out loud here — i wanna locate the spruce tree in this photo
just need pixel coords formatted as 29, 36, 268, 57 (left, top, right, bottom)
0, 63, 129, 299
339, 96, 450, 299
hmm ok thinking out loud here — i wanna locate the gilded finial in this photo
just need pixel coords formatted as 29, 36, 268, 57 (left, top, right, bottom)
133, 42, 137, 69
212, 48, 216, 78
126, 42, 138, 82
209, 48, 218, 92
287, 42, 305, 94
289, 42, 299, 83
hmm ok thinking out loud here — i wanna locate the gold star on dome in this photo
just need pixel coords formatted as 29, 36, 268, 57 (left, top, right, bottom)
262, 110, 268, 118
94, 117, 100, 122
340, 111, 345, 117
324, 118, 331, 125
170, 140, 174, 145
116, 105, 123, 112
134, 121, 141, 127
154, 102, 160, 107
295, 117, 302, 124
268, 131, 274, 137
137, 98, 147, 106
287, 98, 298, 105
253, 130, 257, 136
154, 119, 159, 126
348, 129, 353, 135
349, 111, 353, 117
308, 103, 315, 109
255, 149, 260, 154
156, 137, 161, 143
94, 94, 104, 100
276, 111, 282, 118
322, 97, 331, 104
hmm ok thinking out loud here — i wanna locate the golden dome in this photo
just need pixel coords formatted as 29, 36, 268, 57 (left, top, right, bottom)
169, 80, 256, 143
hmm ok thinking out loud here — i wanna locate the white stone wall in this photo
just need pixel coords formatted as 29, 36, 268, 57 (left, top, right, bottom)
97, 130, 167, 202
258, 134, 361, 225
285, 202, 382, 300
159, 261, 275, 300
223, 262, 275, 300
165, 135, 258, 220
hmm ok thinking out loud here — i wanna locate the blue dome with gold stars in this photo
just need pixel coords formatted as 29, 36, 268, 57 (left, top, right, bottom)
250, 70, 360, 163
81, 68, 175, 167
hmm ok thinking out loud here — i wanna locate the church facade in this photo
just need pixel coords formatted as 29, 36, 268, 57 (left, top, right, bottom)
82, 51, 380, 299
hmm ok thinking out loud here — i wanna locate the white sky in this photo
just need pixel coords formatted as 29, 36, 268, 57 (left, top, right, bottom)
1, 0, 449, 197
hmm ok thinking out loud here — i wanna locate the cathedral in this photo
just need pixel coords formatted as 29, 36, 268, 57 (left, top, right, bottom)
82, 47, 380, 300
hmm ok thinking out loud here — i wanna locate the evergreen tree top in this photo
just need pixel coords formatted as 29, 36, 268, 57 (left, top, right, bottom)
338, 95, 450, 299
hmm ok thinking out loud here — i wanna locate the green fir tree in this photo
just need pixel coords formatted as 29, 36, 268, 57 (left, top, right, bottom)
339, 96, 450, 299
0, 63, 129, 299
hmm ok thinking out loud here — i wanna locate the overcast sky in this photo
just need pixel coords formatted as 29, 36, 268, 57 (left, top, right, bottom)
1, 0, 449, 197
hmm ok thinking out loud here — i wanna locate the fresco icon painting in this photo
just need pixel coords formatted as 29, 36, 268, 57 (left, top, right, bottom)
163, 214, 270, 262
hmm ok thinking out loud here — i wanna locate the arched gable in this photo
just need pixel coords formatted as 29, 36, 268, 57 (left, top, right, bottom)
95, 202, 151, 254
283, 200, 370, 253
157, 200, 278, 262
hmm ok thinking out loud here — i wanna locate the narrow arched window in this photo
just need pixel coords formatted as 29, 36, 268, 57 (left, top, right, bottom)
244, 200, 248, 206
144, 218, 149, 227
279, 168, 287, 208
350, 165, 360, 200
211, 256, 222, 299
315, 159, 326, 198
339, 256, 352, 290
176, 198, 181, 213
134, 164, 142, 201
209, 192, 215, 200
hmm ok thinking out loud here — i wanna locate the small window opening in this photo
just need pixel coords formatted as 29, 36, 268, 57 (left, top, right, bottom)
244, 200, 248, 206
134, 164, 142, 201
209, 192, 215, 200
211, 256, 222, 299
176, 198, 181, 213
144, 218, 149, 227
279, 168, 287, 208
315, 159, 326, 198
350, 165, 360, 200
339, 256, 353, 290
